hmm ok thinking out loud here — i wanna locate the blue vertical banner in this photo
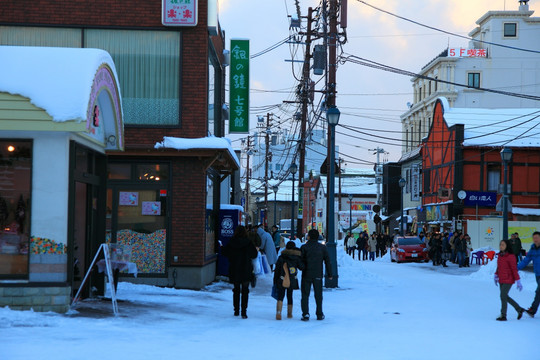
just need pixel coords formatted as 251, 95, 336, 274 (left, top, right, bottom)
229, 39, 250, 133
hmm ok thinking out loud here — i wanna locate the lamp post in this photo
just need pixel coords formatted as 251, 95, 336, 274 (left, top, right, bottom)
399, 178, 407, 236
348, 193, 353, 235
289, 163, 297, 239
272, 185, 279, 228
501, 147, 512, 241
326, 106, 340, 288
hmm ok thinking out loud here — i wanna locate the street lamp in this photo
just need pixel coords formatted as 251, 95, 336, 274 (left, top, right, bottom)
399, 178, 407, 236
326, 105, 340, 288
272, 185, 279, 228
501, 147, 512, 240
289, 163, 297, 239
348, 194, 353, 235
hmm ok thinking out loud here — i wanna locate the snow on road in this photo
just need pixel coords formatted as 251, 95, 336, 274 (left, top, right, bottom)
1, 248, 538, 360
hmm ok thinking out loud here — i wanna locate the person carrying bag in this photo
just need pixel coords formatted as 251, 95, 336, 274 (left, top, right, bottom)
272, 241, 304, 320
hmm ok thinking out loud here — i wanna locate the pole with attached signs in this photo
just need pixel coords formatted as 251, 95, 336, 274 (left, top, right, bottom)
229, 39, 250, 133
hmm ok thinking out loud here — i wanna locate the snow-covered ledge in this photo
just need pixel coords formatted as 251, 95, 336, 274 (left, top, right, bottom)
154, 136, 240, 168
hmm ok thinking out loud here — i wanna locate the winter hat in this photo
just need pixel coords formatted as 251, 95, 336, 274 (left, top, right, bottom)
286, 241, 297, 250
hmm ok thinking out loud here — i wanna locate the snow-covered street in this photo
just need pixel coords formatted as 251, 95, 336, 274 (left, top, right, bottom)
1, 248, 538, 360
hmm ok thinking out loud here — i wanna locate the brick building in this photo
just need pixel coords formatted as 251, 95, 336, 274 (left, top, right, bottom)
0, 0, 237, 311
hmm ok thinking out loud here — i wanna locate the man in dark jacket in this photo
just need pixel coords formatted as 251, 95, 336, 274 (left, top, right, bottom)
300, 229, 332, 321
356, 231, 367, 261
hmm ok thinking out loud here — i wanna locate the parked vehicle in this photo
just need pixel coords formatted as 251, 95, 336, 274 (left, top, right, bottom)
390, 236, 429, 263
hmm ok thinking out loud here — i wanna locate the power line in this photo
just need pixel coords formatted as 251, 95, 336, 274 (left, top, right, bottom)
354, 0, 540, 55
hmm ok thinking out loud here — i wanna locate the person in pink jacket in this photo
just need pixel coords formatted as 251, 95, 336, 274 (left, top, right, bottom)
494, 239, 524, 321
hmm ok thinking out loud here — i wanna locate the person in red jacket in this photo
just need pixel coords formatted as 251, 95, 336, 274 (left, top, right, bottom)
494, 239, 524, 321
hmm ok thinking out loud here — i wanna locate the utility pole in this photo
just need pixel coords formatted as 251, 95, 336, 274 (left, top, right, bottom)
244, 136, 253, 226
297, 7, 314, 238
264, 113, 272, 228
369, 147, 386, 206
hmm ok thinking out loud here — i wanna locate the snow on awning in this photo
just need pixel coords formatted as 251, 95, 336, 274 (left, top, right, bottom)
154, 136, 240, 170
512, 207, 540, 216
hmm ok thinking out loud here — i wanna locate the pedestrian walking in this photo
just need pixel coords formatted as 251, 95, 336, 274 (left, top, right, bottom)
347, 233, 357, 259
272, 225, 281, 255
455, 233, 467, 268
300, 229, 333, 321
441, 233, 450, 267
430, 233, 442, 266
464, 234, 472, 267
257, 224, 278, 270
517, 231, 540, 318
368, 233, 377, 261
222, 225, 258, 319
494, 239, 524, 321
511, 233, 523, 263
356, 232, 367, 261
273, 241, 304, 320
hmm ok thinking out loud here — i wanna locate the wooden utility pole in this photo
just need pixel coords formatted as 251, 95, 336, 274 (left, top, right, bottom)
244, 136, 252, 226
264, 113, 272, 228
298, 7, 314, 237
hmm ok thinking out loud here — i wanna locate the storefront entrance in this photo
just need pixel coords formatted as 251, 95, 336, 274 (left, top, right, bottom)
69, 143, 107, 299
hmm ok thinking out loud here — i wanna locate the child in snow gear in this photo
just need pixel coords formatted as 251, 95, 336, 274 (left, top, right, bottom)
494, 239, 524, 321
273, 241, 305, 320
222, 225, 258, 319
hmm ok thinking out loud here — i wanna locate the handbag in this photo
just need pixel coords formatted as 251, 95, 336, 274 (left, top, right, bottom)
282, 262, 291, 288
252, 253, 263, 276
261, 254, 271, 274
271, 284, 279, 300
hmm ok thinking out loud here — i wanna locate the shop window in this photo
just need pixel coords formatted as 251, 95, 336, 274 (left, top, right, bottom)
136, 164, 169, 182
503, 23, 517, 37
108, 163, 131, 180
85, 29, 180, 126
0, 140, 32, 278
113, 189, 167, 274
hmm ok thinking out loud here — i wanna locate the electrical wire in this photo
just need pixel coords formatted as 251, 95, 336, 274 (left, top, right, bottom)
354, 0, 540, 55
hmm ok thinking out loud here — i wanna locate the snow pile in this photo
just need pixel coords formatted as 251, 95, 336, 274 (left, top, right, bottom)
0, 46, 119, 122
469, 257, 498, 281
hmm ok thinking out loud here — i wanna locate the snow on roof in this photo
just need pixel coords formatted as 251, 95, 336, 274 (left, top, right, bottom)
154, 136, 240, 167
0, 46, 120, 122
342, 168, 375, 176
438, 97, 540, 148
512, 207, 540, 216
206, 204, 244, 211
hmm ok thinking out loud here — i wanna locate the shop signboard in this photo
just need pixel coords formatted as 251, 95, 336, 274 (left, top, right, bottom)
448, 48, 487, 58
464, 191, 497, 207
229, 39, 250, 133
162, 0, 198, 27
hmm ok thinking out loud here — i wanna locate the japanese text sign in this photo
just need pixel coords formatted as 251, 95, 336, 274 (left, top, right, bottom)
229, 39, 250, 133
448, 48, 487, 58
464, 191, 497, 207
162, 0, 198, 26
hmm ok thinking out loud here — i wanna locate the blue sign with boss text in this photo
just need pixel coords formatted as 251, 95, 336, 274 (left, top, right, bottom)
464, 191, 497, 207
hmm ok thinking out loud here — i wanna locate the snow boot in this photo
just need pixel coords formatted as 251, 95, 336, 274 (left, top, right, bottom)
525, 308, 536, 318
287, 304, 293, 318
517, 308, 524, 320
241, 287, 249, 319
276, 301, 283, 320
496, 315, 507, 321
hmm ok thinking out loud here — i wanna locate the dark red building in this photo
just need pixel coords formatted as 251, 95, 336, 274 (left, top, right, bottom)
422, 97, 540, 231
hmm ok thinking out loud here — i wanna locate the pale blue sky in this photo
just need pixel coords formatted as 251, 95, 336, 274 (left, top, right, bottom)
219, 0, 535, 167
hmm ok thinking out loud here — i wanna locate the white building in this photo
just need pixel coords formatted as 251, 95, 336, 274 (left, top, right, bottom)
401, 0, 540, 154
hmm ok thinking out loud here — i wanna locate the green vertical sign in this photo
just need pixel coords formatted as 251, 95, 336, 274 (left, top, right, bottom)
229, 39, 250, 133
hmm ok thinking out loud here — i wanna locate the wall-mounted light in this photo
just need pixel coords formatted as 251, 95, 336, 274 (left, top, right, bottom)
7, 145, 15, 152
107, 135, 116, 146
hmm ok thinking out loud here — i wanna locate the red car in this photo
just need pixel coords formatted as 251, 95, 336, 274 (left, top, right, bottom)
390, 236, 429, 263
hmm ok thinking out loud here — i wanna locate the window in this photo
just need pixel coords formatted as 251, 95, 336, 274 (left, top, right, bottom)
468, 72, 480, 89
434, 77, 438, 92
487, 166, 501, 192
0, 140, 32, 279
504, 23, 517, 37
85, 30, 181, 126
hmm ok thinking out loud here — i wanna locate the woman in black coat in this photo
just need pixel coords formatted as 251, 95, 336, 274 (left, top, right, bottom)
273, 241, 304, 320
222, 225, 258, 319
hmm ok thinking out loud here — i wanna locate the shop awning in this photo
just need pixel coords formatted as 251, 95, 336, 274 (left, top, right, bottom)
0, 46, 124, 151
121, 136, 240, 174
